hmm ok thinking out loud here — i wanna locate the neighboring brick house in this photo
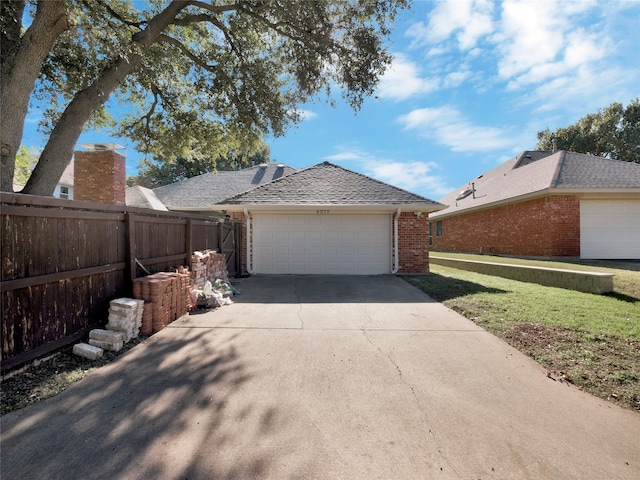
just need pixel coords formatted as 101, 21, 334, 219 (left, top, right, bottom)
430, 150, 640, 260
127, 162, 445, 274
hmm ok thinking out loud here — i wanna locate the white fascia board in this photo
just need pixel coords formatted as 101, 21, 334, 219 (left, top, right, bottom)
215, 203, 446, 214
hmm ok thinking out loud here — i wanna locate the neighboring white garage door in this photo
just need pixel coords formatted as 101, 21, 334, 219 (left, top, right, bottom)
581, 200, 640, 259
253, 214, 392, 274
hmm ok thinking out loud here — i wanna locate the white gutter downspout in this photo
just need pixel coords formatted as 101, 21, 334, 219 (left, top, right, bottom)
391, 207, 400, 274
244, 208, 254, 274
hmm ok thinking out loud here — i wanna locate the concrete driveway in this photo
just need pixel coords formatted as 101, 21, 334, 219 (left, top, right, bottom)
2, 275, 639, 479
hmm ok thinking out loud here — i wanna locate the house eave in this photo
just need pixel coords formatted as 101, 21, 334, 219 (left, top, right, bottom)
214, 203, 446, 214
431, 187, 640, 220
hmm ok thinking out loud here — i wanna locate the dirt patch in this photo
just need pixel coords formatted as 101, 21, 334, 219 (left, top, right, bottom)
502, 323, 640, 412
1, 337, 146, 415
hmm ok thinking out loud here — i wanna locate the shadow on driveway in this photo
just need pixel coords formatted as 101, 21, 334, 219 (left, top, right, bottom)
1, 327, 282, 479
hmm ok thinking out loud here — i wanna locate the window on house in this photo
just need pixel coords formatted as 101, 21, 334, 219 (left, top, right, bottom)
436, 220, 443, 237
428, 222, 433, 246
59, 186, 69, 199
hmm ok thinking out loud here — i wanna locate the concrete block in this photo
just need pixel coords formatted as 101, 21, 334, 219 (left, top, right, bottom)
73, 343, 103, 360
89, 329, 123, 343
110, 298, 140, 310
89, 338, 123, 352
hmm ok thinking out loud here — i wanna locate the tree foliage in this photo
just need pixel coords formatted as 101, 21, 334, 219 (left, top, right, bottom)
13, 145, 37, 186
1, 0, 409, 195
536, 99, 640, 163
127, 141, 270, 188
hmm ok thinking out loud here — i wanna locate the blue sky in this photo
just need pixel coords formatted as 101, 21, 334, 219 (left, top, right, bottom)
21, 0, 640, 201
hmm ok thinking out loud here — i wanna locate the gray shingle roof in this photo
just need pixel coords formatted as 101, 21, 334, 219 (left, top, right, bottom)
152, 164, 296, 210
553, 151, 640, 188
218, 161, 444, 208
432, 150, 640, 218
126, 186, 168, 210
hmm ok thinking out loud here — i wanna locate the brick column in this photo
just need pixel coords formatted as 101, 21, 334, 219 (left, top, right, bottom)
397, 212, 430, 274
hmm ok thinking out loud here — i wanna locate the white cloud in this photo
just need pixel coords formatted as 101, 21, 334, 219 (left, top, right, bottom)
398, 106, 513, 152
407, 0, 494, 51
323, 148, 452, 198
324, 151, 361, 161
298, 109, 318, 121
494, 0, 609, 88
443, 69, 471, 88
531, 64, 636, 114
376, 54, 439, 101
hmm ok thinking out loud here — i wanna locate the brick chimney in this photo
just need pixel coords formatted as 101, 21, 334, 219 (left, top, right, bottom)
74, 144, 126, 204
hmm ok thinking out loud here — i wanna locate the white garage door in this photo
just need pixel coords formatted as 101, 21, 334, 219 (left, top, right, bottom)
581, 200, 640, 259
253, 214, 392, 274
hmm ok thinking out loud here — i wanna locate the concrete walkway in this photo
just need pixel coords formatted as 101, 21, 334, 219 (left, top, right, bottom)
1, 275, 639, 479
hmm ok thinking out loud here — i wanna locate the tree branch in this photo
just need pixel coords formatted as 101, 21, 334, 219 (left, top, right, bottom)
158, 34, 218, 73
127, 84, 161, 152
92, 0, 147, 28
186, 1, 243, 15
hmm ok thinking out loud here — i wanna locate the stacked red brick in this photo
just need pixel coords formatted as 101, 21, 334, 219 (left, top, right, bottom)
191, 251, 228, 287
133, 272, 190, 333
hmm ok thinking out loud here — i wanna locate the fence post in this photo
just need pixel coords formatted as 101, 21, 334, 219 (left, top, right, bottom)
186, 218, 193, 271
125, 212, 136, 290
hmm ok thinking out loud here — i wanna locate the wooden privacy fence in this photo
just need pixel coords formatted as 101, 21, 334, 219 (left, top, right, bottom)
1, 193, 241, 372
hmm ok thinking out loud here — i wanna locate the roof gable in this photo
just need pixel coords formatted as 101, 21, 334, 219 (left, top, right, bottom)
432, 151, 640, 218
218, 161, 443, 209
152, 164, 296, 210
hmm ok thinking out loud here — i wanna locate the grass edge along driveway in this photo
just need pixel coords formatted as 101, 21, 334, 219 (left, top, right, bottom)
406, 257, 639, 412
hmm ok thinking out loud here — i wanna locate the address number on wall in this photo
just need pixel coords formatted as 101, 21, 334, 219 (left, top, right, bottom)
316, 209, 330, 215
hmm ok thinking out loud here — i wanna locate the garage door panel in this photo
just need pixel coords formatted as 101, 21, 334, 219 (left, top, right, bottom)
291, 246, 305, 255
254, 214, 391, 274
581, 200, 640, 259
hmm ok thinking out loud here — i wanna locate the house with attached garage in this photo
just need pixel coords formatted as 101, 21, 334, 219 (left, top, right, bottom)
127, 162, 445, 275
429, 150, 640, 260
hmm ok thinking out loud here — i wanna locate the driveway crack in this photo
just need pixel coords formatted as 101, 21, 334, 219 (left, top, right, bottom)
360, 307, 463, 478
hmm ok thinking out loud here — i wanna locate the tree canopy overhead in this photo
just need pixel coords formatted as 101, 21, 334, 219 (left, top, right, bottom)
536, 98, 640, 164
1, 0, 409, 195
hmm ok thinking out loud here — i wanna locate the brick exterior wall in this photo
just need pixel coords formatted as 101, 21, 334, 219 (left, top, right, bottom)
431, 195, 580, 257
74, 150, 126, 204
397, 212, 430, 274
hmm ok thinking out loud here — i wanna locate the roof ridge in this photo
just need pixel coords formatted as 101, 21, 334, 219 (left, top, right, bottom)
218, 163, 307, 202
318, 161, 436, 202
550, 150, 566, 188
218, 161, 442, 206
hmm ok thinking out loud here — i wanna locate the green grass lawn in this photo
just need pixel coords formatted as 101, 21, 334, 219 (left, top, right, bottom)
407, 260, 640, 412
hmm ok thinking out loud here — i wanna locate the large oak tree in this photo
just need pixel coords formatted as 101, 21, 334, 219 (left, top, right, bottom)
536, 99, 640, 163
1, 0, 409, 195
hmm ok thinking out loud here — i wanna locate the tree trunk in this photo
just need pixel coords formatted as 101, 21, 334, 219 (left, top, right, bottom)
23, 0, 190, 196
0, 0, 69, 192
